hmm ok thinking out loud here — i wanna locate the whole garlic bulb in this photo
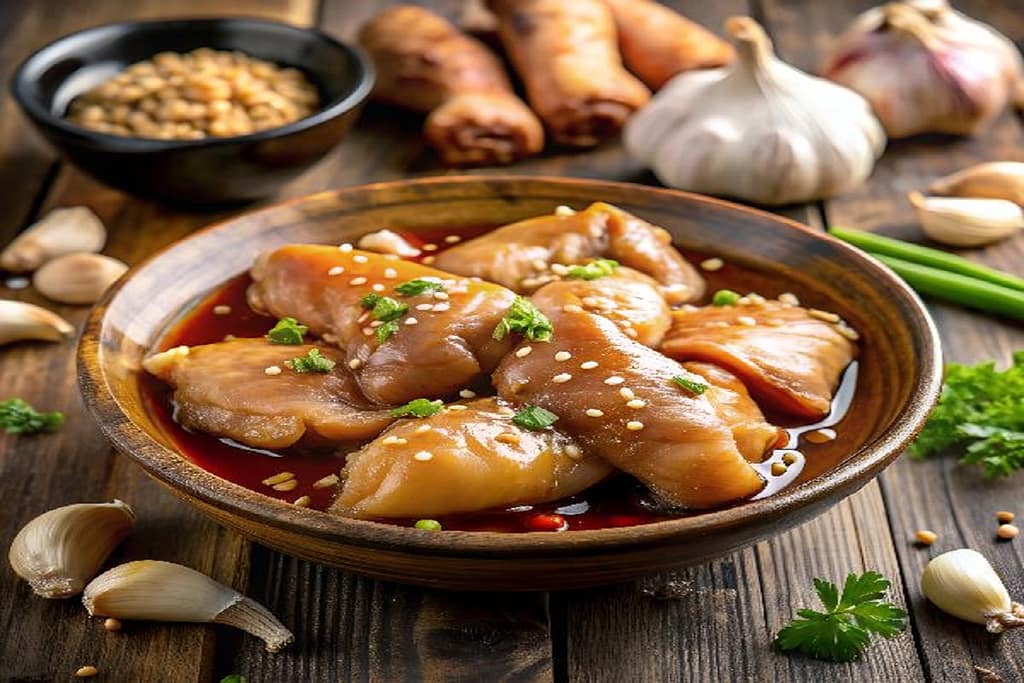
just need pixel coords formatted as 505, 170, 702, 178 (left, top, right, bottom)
625, 16, 884, 206
822, 1, 1024, 138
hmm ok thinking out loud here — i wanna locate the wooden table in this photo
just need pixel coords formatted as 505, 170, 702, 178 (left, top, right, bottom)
2, 1, 1022, 681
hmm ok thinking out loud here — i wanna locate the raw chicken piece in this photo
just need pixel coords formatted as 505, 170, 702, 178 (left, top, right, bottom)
661, 300, 857, 420
531, 267, 671, 347
247, 245, 517, 405
493, 287, 771, 509
142, 339, 394, 449
433, 202, 705, 304
331, 398, 612, 518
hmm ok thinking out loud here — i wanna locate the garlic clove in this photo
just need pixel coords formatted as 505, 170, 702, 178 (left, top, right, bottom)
83, 560, 294, 652
0, 207, 107, 274
8, 500, 135, 598
927, 162, 1024, 206
356, 229, 421, 258
921, 548, 1024, 633
0, 300, 74, 346
908, 191, 1024, 247
32, 253, 129, 305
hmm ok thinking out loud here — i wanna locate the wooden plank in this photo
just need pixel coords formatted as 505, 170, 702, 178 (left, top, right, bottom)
0, 2, 316, 681
761, 0, 1024, 681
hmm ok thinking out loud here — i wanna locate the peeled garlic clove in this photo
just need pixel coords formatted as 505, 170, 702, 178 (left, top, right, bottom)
0, 207, 106, 274
356, 229, 421, 257
0, 300, 74, 346
909, 191, 1024, 247
921, 548, 1024, 633
33, 253, 128, 305
83, 560, 293, 652
927, 162, 1024, 206
8, 501, 135, 598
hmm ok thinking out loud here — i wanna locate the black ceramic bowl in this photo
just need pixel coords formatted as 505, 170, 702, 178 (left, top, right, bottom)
11, 18, 374, 205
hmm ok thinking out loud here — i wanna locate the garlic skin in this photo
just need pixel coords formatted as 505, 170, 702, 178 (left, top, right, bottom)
625, 16, 884, 206
33, 253, 129, 305
83, 560, 293, 652
921, 549, 1024, 633
823, 1, 1024, 138
928, 162, 1024, 206
8, 501, 135, 599
909, 191, 1024, 247
0, 300, 74, 346
0, 207, 106, 274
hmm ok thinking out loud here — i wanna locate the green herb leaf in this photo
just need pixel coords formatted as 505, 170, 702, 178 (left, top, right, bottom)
775, 571, 906, 663
511, 405, 559, 431
395, 278, 445, 297
565, 258, 619, 281
0, 398, 65, 434
266, 317, 308, 345
712, 289, 741, 306
672, 373, 708, 395
493, 297, 553, 342
290, 348, 336, 374
414, 519, 442, 531
376, 320, 399, 344
910, 352, 1024, 478
390, 398, 444, 418
220, 676, 247, 683
370, 296, 408, 323
360, 293, 382, 309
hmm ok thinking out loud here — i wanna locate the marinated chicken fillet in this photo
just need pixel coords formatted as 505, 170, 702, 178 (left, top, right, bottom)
433, 202, 705, 304
494, 287, 773, 509
142, 339, 393, 449
661, 300, 857, 420
247, 245, 517, 405
332, 398, 612, 518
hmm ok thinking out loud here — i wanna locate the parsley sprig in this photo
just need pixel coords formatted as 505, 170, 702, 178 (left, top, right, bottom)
910, 352, 1024, 478
0, 398, 65, 434
361, 294, 408, 344
290, 349, 336, 374
775, 571, 906, 663
493, 297, 553, 342
266, 317, 308, 345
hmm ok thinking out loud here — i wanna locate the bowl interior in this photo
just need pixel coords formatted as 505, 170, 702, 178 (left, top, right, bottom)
80, 176, 941, 570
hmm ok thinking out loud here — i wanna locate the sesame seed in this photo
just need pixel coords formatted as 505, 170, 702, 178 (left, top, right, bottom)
604, 376, 625, 386
996, 511, 1015, 523
552, 373, 572, 383
737, 316, 757, 326
497, 406, 515, 416
348, 358, 362, 369
581, 296, 601, 308
624, 328, 639, 339
580, 361, 599, 370
563, 304, 583, 313
555, 351, 572, 362
272, 479, 299, 492
619, 387, 635, 400
262, 471, 294, 486
384, 268, 397, 279
997, 524, 1019, 540
293, 495, 311, 508
782, 452, 799, 465
353, 254, 369, 263
555, 205, 575, 216
264, 365, 282, 376
213, 305, 232, 315
778, 292, 800, 306
350, 276, 367, 286
748, 293, 766, 305
416, 303, 433, 311
371, 283, 384, 292
665, 284, 689, 293
459, 389, 477, 398
313, 474, 340, 489
328, 266, 345, 276
770, 462, 788, 476
521, 277, 540, 288
370, 320, 383, 328
75, 666, 98, 678
565, 444, 583, 459
223, 335, 235, 341
837, 324, 860, 341
422, 256, 436, 264
700, 257, 724, 271
422, 243, 439, 252
447, 404, 468, 411
551, 263, 569, 276
585, 408, 604, 418
433, 291, 449, 300
808, 308, 840, 323
362, 327, 374, 336
414, 451, 434, 461
415, 424, 432, 433
496, 432, 521, 445
516, 346, 533, 358
737, 296, 751, 305
103, 618, 122, 632
358, 312, 370, 324
432, 303, 450, 312
626, 421, 644, 431
382, 436, 408, 446
626, 399, 646, 409
444, 235, 461, 244
914, 529, 937, 545
531, 258, 548, 271
404, 317, 418, 325
339, 243, 353, 252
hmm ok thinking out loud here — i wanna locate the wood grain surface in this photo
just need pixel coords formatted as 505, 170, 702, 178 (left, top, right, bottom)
1, 1, 1022, 682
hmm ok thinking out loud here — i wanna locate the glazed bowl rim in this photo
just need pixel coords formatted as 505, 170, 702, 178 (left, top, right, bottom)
77, 175, 944, 559
10, 16, 375, 150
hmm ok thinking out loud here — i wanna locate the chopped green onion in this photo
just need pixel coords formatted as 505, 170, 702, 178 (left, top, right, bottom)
0, 398, 64, 434
390, 398, 444, 418
712, 289, 741, 306
493, 297, 554, 342
395, 278, 445, 297
360, 293, 382, 309
291, 348, 336, 373
565, 258, 619, 281
511, 405, 559, 430
370, 296, 408, 323
376, 320, 399, 343
266, 317, 308, 345
672, 374, 708, 395
220, 676, 247, 683
414, 519, 443, 531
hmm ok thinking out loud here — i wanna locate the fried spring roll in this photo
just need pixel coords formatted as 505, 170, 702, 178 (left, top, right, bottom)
358, 5, 543, 165
487, 0, 651, 147
603, 0, 734, 90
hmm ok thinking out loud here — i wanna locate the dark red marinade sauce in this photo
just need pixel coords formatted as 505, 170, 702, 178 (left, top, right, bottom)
141, 224, 858, 532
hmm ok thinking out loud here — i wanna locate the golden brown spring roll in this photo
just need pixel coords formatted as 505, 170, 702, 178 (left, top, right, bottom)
603, 0, 734, 89
487, 0, 651, 147
358, 5, 543, 165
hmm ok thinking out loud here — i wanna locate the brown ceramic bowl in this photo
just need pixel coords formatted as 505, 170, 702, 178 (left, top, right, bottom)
78, 176, 942, 590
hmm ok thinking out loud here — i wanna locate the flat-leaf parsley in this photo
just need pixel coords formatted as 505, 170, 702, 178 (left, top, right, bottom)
493, 297, 553, 342
0, 398, 64, 434
290, 349, 336, 374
